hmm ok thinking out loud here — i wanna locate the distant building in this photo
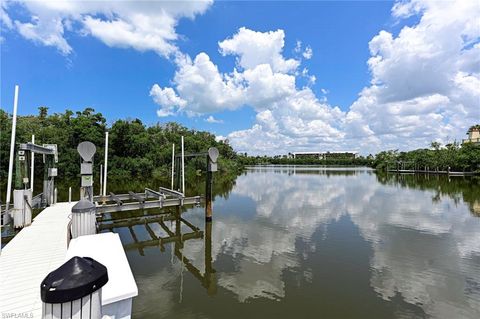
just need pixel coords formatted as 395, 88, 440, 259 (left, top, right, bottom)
292, 151, 358, 160
463, 125, 480, 145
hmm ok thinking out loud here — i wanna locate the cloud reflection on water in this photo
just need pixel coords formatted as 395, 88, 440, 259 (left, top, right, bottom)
211, 167, 480, 318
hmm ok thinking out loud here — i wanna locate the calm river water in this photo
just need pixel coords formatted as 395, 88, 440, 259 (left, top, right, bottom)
105, 166, 480, 319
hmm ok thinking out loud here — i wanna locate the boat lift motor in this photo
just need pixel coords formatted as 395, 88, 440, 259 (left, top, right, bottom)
12, 148, 32, 228
77, 141, 96, 202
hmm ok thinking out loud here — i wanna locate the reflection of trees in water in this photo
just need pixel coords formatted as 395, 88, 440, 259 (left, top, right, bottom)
100, 209, 216, 296
96, 166, 479, 318
375, 172, 480, 216
229, 168, 480, 318
291, 170, 360, 176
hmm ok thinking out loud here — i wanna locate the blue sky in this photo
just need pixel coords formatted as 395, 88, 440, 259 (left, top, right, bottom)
1, 1, 479, 154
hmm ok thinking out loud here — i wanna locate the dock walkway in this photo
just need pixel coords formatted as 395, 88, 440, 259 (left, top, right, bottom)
0, 202, 75, 318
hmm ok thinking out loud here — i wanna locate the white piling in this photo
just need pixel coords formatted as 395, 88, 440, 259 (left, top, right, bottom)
6, 85, 19, 211
181, 136, 185, 195
99, 164, 103, 196
54, 187, 57, 204
30, 134, 35, 192
103, 132, 109, 197
171, 144, 175, 190
68, 187, 72, 203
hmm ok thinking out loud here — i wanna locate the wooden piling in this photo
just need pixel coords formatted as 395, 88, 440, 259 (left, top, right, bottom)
205, 170, 213, 222
205, 220, 216, 295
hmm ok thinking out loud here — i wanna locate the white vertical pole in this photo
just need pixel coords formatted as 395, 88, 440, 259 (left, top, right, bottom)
181, 136, 185, 195
103, 132, 109, 197
171, 143, 175, 190
6, 85, 19, 210
30, 134, 35, 192
99, 164, 103, 196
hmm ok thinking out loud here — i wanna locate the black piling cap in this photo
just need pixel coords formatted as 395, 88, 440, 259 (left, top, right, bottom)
41, 256, 108, 303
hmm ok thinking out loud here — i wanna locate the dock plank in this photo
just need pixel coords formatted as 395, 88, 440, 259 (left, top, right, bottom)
0, 202, 75, 319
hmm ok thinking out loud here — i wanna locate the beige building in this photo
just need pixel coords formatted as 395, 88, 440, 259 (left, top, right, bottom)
463, 125, 480, 145
292, 151, 358, 159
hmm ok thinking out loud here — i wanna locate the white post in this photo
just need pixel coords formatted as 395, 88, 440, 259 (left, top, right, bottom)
68, 187, 72, 203
30, 134, 35, 192
171, 143, 175, 190
6, 85, 19, 210
99, 164, 103, 196
103, 132, 109, 197
181, 136, 185, 195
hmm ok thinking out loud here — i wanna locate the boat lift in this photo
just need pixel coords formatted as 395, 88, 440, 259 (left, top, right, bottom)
93, 188, 202, 214
76, 138, 218, 293
18, 142, 58, 207
80, 138, 219, 221
1, 142, 58, 229
1, 85, 59, 231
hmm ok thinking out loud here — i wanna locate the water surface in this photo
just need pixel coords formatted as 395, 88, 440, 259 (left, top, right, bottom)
105, 166, 480, 318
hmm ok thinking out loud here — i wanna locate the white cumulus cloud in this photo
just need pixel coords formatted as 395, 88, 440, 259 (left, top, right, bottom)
205, 115, 223, 124
151, 27, 342, 153
4, 0, 479, 155
219, 27, 300, 73
151, 1, 479, 155
165, 0, 475, 155
150, 84, 187, 117
345, 0, 480, 153
303, 46, 313, 60
2, 0, 213, 56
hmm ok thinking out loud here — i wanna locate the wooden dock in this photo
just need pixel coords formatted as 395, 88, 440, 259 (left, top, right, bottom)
0, 202, 75, 318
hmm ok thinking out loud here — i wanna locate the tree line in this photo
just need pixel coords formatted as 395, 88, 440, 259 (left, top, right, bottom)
236, 154, 372, 166
1, 107, 478, 189
0, 107, 240, 186
236, 139, 480, 174
371, 141, 480, 172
